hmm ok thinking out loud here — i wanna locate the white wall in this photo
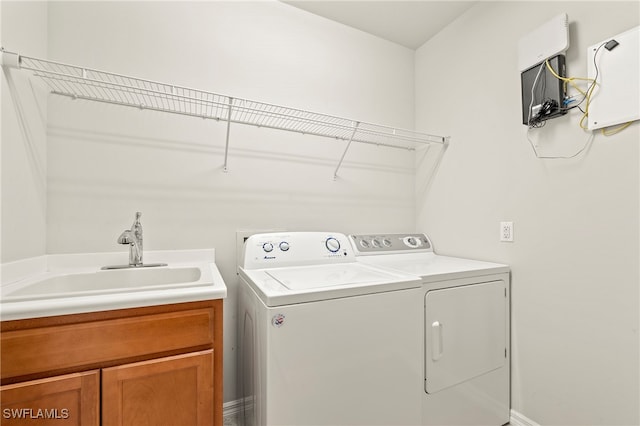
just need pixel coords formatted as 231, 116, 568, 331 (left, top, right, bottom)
415, 2, 639, 425
1, 1, 48, 263
4, 1, 638, 421
41, 1, 416, 403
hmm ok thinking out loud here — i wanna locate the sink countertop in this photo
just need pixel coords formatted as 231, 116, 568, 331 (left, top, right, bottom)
1, 249, 227, 321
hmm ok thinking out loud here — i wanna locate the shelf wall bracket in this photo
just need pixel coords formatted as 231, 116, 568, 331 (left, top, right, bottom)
333, 122, 360, 180
0, 49, 20, 68
223, 97, 233, 173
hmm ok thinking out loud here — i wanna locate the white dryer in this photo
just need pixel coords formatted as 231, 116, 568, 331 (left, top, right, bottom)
350, 233, 510, 426
238, 232, 423, 426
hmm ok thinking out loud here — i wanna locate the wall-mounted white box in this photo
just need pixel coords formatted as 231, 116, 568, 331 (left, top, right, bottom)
517, 13, 569, 72
587, 26, 640, 130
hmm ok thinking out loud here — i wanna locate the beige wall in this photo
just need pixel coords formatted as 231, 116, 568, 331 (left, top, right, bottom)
41, 1, 416, 403
1, 1, 48, 262
415, 2, 639, 424
3, 1, 638, 422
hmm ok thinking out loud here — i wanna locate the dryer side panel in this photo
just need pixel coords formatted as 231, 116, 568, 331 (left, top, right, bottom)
425, 280, 507, 394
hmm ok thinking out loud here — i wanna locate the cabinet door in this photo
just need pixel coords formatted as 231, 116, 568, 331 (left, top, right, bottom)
0, 370, 99, 426
102, 350, 214, 426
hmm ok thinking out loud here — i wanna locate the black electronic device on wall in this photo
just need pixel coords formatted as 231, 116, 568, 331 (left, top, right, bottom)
521, 55, 567, 125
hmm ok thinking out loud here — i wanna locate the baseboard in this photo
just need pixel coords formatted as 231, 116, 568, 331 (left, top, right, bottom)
225, 401, 538, 425
510, 409, 540, 426
223, 398, 244, 417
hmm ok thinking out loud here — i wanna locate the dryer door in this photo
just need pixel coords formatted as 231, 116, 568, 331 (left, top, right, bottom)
425, 280, 507, 394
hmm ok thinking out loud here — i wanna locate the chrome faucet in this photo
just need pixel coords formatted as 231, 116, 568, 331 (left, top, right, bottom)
118, 211, 144, 267
101, 212, 166, 270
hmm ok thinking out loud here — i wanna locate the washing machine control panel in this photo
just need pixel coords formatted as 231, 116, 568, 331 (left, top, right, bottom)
349, 233, 433, 255
242, 232, 353, 269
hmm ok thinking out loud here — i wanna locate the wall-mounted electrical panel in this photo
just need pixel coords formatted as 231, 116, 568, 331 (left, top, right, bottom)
518, 13, 570, 126
521, 55, 567, 125
587, 26, 640, 130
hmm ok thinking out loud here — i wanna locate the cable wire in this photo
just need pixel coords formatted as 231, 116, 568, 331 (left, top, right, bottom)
526, 63, 546, 128
545, 59, 593, 97
526, 60, 594, 159
579, 43, 605, 130
526, 43, 634, 158
602, 122, 633, 135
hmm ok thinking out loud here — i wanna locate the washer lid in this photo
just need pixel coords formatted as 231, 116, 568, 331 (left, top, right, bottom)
239, 263, 421, 306
266, 263, 401, 290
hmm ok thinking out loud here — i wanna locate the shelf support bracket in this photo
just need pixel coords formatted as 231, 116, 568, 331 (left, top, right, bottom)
333, 122, 359, 180
223, 97, 233, 173
0, 49, 20, 68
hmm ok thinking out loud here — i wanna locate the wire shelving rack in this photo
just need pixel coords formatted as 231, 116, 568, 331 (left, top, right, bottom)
1, 49, 449, 177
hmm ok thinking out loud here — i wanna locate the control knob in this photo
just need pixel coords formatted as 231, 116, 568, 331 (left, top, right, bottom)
279, 241, 290, 251
403, 236, 421, 248
262, 242, 274, 253
325, 237, 341, 253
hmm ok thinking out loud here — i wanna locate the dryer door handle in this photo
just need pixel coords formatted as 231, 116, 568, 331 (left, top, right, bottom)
431, 321, 443, 361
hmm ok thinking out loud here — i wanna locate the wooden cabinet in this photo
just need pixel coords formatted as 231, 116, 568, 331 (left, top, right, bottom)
102, 351, 213, 426
0, 370, 99, 426
1, 300, 222, 426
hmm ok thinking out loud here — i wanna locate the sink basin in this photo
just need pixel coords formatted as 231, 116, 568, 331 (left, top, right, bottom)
1, 249, 227, 321
3, 266, 203, 302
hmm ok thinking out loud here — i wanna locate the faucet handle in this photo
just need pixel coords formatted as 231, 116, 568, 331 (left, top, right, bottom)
131, 211, 142, 230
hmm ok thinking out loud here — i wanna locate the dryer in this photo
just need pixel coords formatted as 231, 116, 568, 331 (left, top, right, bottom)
350, 233, 510, 426
238, 232, 423, 426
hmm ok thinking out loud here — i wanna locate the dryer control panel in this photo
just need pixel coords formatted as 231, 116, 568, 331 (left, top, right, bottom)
349, 233, 433, 255
242, 232, 353, 270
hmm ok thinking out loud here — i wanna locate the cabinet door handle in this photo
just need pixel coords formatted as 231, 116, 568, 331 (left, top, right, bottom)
431, 321, 443, 361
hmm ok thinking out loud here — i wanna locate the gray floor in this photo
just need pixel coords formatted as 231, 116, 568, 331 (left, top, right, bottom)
223, 413, 511, 426
223, 413, 240, 426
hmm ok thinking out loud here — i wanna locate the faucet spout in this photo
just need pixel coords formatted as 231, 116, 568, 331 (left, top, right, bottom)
117, 229, 132, 245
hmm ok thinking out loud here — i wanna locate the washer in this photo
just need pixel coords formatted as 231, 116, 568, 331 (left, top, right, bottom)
238, 232, 423, 426
350, 233, 511, 426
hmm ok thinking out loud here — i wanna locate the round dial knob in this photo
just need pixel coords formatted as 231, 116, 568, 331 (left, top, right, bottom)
372, 239, 382, 248
262, 242, 274, 253
325, 237, 341, 253
404, 237, 420, 248
359, 239, 370, 249
383, 238, 392, 247
279, 241, 290, 251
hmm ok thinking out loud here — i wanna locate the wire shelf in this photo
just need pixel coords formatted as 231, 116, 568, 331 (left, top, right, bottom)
2, 50, 449, 176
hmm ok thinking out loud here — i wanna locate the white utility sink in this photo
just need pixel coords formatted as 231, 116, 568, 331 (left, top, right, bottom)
1, 249, 227, 321
3, 266, 204, 301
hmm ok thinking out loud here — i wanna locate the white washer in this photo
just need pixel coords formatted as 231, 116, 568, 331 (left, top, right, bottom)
350, 233, 511, 426
238, 232, 423, 426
